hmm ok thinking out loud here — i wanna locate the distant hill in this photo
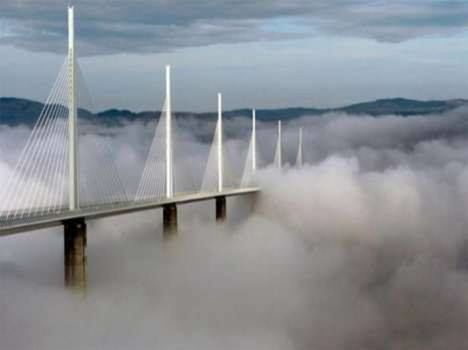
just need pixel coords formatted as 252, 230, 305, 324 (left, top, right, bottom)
339, 98, 468, 116
1, 97, 467, 126
0, 97, 44, 126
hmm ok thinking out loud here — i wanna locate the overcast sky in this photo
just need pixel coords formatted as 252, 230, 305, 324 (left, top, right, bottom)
1, 0, 468, 112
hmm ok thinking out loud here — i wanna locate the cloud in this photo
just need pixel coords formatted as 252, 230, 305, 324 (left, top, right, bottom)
1, 1, 468, 55
2, 109, 468, 348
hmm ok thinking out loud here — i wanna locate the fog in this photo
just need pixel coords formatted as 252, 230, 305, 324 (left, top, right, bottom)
2, 109, 468, 349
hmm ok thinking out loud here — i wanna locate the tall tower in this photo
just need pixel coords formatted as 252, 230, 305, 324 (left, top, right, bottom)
165, 65, 174, 199
276, 120, 282, 169
217, 93, 224, 192
68, 6, 79, 211
297, 127, 303, 168
252, 109, 257, 173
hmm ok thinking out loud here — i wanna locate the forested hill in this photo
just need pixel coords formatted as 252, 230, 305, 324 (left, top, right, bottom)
1, 97, 467, 126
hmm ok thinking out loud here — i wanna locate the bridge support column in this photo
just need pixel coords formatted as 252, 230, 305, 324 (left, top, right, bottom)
216, 196, 227, 222
163, 204, 178, 238
64, 218, 87, 290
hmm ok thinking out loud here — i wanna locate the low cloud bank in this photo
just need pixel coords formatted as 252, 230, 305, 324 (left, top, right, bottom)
1, 110, 468, 349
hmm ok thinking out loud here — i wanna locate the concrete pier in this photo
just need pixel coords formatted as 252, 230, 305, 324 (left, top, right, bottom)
163, 204, 178, 238
64, 218, 87, 289
216, 196, 227, 222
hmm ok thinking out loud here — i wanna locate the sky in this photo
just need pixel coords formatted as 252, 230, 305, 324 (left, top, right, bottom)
1, 0, 468, 111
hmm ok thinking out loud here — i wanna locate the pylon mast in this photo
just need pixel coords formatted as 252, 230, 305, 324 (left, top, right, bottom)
165, 65, 174, 198
277, 120, 282, 169
297, 127, 303, 168
217, 93, 223, 192
68, 6, 79, 210
252, 109, 257, 172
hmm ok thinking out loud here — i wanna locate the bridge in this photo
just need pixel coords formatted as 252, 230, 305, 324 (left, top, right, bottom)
0, 7, 305, 290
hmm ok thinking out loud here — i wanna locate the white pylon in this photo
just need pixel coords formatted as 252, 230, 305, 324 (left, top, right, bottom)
217, 93, 224, 192
296, 127, 303, 168
252, 109, 257, 173
276, 120, 282, 169
165, 65, 174, 199
68, 5, 79, 211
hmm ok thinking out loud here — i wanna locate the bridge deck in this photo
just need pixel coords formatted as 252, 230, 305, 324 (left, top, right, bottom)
0, 187, 259, 237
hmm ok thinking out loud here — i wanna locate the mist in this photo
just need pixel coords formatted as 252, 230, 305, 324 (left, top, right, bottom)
2, 109, 468, 349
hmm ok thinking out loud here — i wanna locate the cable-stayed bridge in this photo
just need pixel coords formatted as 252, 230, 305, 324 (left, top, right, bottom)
0, 7, 305, 289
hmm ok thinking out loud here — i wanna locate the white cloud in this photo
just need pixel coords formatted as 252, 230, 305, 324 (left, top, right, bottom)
2, 110, 468, 348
